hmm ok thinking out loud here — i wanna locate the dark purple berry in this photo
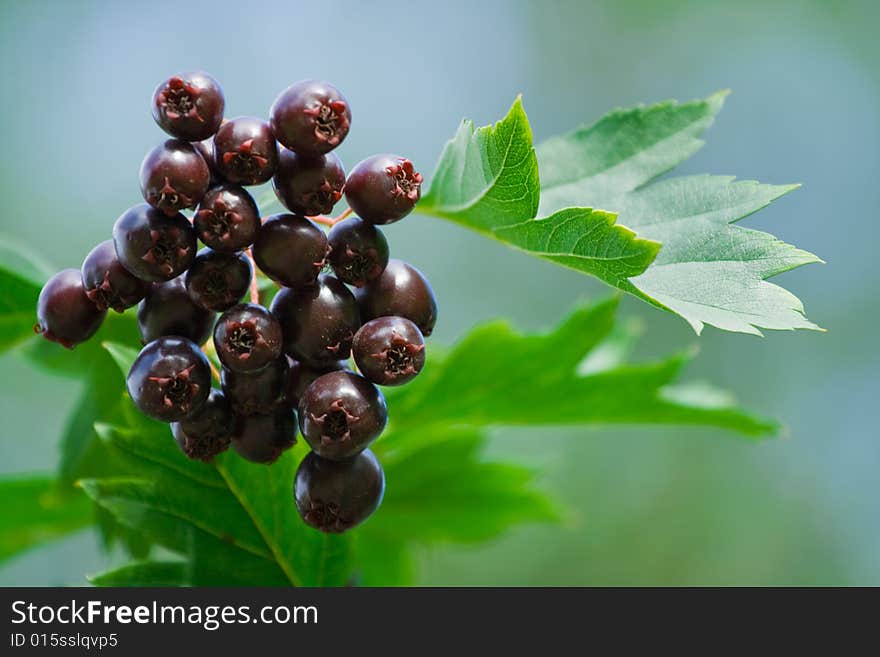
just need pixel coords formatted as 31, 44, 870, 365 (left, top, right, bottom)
193, 138, 226, 185
230, 407, 297, 464
355, 259, 437, 336
295, 449, 384, 533
213, 303, 283, 372
270, 80, 351, 156
137, 278, 215, 346
213, 117, 278, 185
353, 316, 425, 386
221, 356, 288, 415
152, 72, 225, 141
298, 370, 387, 460
344, 154, 422, 224
112, 203, 197, 282
285, 358, 348, 407
270, 274, 360, 364
185, 248, 252, 312
170, 389, 233, 461
81, 240, 150, 312
252, 214, 328, 289
194, 184, 261, 252
127, 336, 211, 422
327, 217, 389, 287
139, 139, 211, 215
273, 149, 345, 216
34, 269, 106, 349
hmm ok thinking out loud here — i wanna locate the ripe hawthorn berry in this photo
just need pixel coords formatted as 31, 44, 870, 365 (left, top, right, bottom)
213, 117, 278, 185
139, 139, 211, 215
193, 138, 226, 186
344, 154, 422, 224
230, 407, 297, 464
35, 269, 106, 349
252, 214, 328, 289
270, 274, 361, 364
194, 184, 261, 253
112, 203, 197, 282
355, 259, 437, 336
352, 316, 425, 386
298, 370, 387, 460
285, 357, 349, 407
221, 356, 288, 415
294, 449, 385, 533
213, 303, 283, 372
184, 248, 252, 312
273, 149, 345, 216
152, 71, 225, 142
127, 336, 211, 422
81, 240, 150, 312
327, 217, 389, 287
137, 278, 215, 346
270, 80, 351, 156
171, 388, 233, 461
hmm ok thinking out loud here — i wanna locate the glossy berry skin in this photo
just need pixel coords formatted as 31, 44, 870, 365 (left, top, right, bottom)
113, 204, 197, 282
355, 259, 437, 336
137, 278, 215, 346
221, 356, 288, 415
344, 154, 422, 224
193, 138, 226, 186
152, 72, 225, 141
230, 407, 297, 464
295, 449, 385, 533
273, 149, 345, 216
127, 336, 211, 422
81, 240, 150, 312
194, 184, 261, 252
286, 358, 348, 407
213, 303, 283, 373
353, 316, 425, 386
270, 274, 361, 364
171, 389, 233, 461
185, 248, 252, 312
327, 217, 389, 287
139, 139, 211, 215
270, 80, 351, 156
34, 269, 106, 349
213, 116, 278, 185
252, 214, 327, 289
298, 370, 387, 460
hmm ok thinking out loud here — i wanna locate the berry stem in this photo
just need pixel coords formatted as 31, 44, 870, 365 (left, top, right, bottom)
204, 350, 221, 383
245, 248, 260, 304
307, 208, 352, 227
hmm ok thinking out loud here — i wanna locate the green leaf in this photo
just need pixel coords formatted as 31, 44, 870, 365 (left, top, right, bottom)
0, 246, 42, 354
0, 474, 93, 566
419, 93, 821, 334
90, 561, 189, 587
102, 341, 139, 374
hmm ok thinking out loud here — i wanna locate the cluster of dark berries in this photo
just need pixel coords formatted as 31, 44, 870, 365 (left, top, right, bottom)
34, 72, 437, 534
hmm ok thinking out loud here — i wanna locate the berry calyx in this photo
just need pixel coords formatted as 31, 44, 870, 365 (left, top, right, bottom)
294, 449, 385, 533
139, 139, 211, 215
252, 214, 328, 289
298, 370, 387, 460
112, 203, 197, 282
327, 217, 389, 287
344, 154, 423, 224
171, 388, 233, 461
152, 72, 225, 142
270, 80, 351, 156
270, 274, 361, 364
81, 240, 150, 312
194, 184, 261, 252
137, 278, 215, 345
273, 149, 345, 216
353, 316, 425, 386
355, 259, 437, 336
185, 248, 252, 312
213, 303, 283, 372
34, 269, 106, 349
213, 117, 278, 185
221, 356, 289, 415
127, 336, 211, 422
230, 408, 298, 464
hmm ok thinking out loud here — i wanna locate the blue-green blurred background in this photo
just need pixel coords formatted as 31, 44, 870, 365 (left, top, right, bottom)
1, 0, 877, 585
